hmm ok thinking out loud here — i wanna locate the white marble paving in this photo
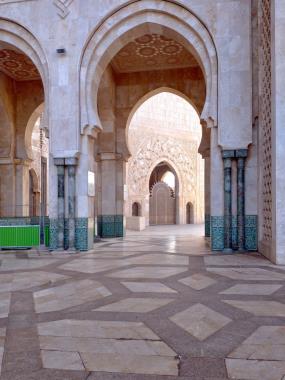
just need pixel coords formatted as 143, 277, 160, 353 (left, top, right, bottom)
170, 303, 232, 341
179, 273, 216, 290
34, 279, 111, 313
121, 281, 177, 293
94, 297, 174, 313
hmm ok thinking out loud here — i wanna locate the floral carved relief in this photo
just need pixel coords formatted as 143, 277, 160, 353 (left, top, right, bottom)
128, 136, 197, 196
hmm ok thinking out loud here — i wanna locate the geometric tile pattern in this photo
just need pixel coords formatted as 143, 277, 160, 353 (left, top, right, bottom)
1, 226, 285, 379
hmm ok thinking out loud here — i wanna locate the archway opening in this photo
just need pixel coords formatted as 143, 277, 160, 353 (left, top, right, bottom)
95, 23, 210, 239
126, 91, 204, 230
0, 40, 48, 246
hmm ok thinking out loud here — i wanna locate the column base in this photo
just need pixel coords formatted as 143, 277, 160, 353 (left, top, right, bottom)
211, 215, 258, 251
223, 248, 234, 254
97, 215, 125, 238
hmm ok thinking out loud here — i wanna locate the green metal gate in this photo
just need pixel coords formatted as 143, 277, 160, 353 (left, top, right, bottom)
0, 226, 40, 248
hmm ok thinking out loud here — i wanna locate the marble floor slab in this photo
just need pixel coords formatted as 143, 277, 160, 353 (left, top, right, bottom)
226, 358, 285, 380
228, 326, 285, 361
59, 259, 125, 273
0, 271, 68, 292
207, 267, 285, 281
204, 254, 272, 267
0, 258, 57, 271
94, 297, 174, 313
220, 283, 282, 295
224, 300, 285, 317
38, 319, 178, 375
108, 266, 188, 279
38, 320, 160, 340
34, 279, 111, 313
121, 281, 177, 293
179, 273, 216, 290
170, 303, 232, 341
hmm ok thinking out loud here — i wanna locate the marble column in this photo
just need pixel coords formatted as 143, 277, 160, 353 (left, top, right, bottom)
66, 158, 77, 250
222, 150, 235, 252
204, 156, 211, 237
54, 158, 65, 249
236, 149, 247, 251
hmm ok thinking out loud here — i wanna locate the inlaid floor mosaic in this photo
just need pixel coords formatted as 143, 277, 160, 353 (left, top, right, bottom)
0, 224, 285, 379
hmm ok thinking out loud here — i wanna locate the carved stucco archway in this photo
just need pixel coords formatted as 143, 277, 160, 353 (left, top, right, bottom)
127, 138, 195, 198
25, 103, 45, 160
80, 0, 218, 133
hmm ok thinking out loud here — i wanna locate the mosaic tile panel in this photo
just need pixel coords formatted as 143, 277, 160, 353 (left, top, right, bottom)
98, 215, 125, 238
49, 218, 58, 251
211, 216, 224, 251
245, 215, 258, 251
75, 218, 89, 251
211, 215, 258, 251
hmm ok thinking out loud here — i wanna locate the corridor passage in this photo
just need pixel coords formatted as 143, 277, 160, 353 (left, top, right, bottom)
1, 226, 285, 379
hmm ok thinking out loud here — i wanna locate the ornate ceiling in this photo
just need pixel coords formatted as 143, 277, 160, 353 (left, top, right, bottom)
0, 49, 40, 81
111, 34, 198, 73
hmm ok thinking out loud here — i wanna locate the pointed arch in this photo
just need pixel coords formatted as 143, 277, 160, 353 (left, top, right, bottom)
80, 0, 218, 133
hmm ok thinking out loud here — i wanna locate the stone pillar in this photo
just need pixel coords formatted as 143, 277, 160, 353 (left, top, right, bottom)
236, 149, 247, 251
222, 150, 235, 252
66, 158, 77, 251
204, 156, 211, 237
98, 153, 125, 237
15, 160, 30, 217
54, 158, 65, 250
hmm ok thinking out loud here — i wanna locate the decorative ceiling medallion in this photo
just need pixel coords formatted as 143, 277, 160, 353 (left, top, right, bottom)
0, 49, 40, 81
53, 0, 73, 19
111, 33, 198, 73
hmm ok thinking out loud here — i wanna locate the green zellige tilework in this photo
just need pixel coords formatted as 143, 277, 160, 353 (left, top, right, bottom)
75, 218, 89, 251
211, 216, 224, 251
211, 215, 258, 251
98, 215, 125, 238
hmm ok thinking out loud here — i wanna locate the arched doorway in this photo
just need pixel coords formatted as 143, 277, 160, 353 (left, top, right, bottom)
132, 202, 141, 217
149, 162, 177, 225
186, 202, 194, 224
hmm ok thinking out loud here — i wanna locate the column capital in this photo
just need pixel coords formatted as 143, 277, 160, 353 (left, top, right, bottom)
65, 157, 78, 166
235, 149, 248, 158
222, 150, 235, 159
54, 158, 65, 166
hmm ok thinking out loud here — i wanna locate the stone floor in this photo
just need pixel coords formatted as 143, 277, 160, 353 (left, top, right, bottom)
1, 225, 285, 379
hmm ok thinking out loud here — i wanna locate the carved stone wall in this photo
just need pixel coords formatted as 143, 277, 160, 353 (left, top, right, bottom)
260, 0, 272, 243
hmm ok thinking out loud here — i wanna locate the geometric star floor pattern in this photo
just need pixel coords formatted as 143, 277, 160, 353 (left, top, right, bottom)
1, 225, 285, 379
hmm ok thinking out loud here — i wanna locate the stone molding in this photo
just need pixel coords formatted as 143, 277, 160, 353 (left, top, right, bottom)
53, 0, 74, 19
